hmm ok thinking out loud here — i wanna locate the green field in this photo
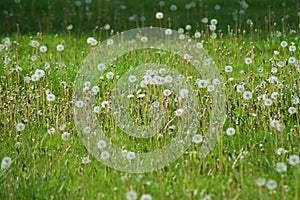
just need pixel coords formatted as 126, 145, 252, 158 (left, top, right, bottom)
0, 0, 300, 199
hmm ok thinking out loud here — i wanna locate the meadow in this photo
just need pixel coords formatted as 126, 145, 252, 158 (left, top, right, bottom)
0, 0, 300, 199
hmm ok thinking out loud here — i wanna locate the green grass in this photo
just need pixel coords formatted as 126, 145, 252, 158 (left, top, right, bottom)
0, 0, 300, 200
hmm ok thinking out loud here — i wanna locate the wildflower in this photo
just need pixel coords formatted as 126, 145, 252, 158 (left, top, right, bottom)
210, 19, 218, 25
192, 134, 203, 144
264, 98, 273, 106
226, 127, 236, 136
225, 65, 233, 73
236, 85, 244, 93
266, 179, 277, 190
1, 157, 12, 169
83, 126, 91, 133
288, 57, 296, 64
194, 32, 201, 38
30, 40, 40, 48
39, 46, 48, 53
276, 147, 287, 155
214, 4, 221, 10
165, 29, 172, 35
243, 91, 253, 100
255, 177, 266, 186
201, 17, 208, 23
106, 72, 114, 79
46, 93, 56, 102
126, 190, 138, 200
87, 37, 98, 46
93, 106, 100, 113
185, 25, 192, 31
16, 122, 25, 131
107, 39, 114, 46
61, 132, 70, 141
291, 96, 299, 104
280, 41, 288, 48
66, 24, 73, 30
179, 89, 189, 99
271, 67, 277, 74
197, 79, 208, 88
288, 107, 297, 114
100, 151, 110, 160
288, 155, 300, 166
104, 24, 110, 30
207, 85, 215, 92
244, 58, 252, 64
275, 162, 287, 173
209, 25, 216, 31
164, 75, 173, 83
31, 73, 39, 82
170, 5, 177, 11
174, 108, 184, 116
126, 151, 136, 160
97, 140, 107, 149
56, 44, 64, 51
35, 69, 45, 78
48, 127, 55, 135
97, 63, 106, 71
140, 194, 152, 200
141, 36, 148, 43
159, 1, 165, 7
288, 45, 296, 52
163, 89, 171, 97
75, 100, 84, 108
81, 156, 91, 164
155, 12, 164, 19
128, 75, 136, 83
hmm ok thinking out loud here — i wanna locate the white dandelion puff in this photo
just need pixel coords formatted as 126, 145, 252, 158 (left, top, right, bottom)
1, 157, 12, 169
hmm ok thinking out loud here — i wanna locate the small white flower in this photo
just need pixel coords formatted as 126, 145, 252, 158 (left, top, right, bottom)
75, 100, 84, 108
255, 177, 266, 187
101, 151, 110, 160
280, 41, 287, 48
275, 162, 287, 173
48, 127, 55, 135
175, 108, 184, 116
81, 156, 91, 164
97, 63, 106, 71
264, 98, 273, 106
266, 179, 277, 190
288, 107, 297, 114
141, 36, 148, 43
288, 155, 300, 166
97, 140, 107, 149
140, 194, 152, 200
56, 44, 64, 51
126, 151, 136, 160
155, 12, 164, 19
106, 72, 114, 79
39, 45, 48, 53
244, 57, 252, 65
226, 127, 236, 136
179, 89, 189, 99
16, 122, 25, 131
61, 132, 70, 141
224, 65, 233, 73
276, 147, 287, 155
1, 157, 12, 169
192, 134, 203, 144
128, 75, 137, 83
236, 85, 244, 93
126, 190, 138, 200
243, 91, 253, 100
46, 93, 56, 102
87, 37, 98, 46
